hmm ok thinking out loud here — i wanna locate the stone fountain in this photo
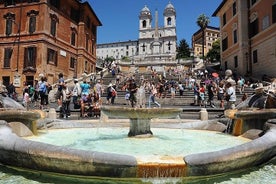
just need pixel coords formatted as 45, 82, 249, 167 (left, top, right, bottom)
0, 104, 275, 182
0, 94, 43, 135
101, 106, 182, 137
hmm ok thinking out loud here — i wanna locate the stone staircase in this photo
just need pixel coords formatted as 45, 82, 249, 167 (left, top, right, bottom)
100, 71, 255, 108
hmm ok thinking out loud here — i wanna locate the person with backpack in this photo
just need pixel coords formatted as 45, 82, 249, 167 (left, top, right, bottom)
72, 79, 81, 109
38, 76, 49, 110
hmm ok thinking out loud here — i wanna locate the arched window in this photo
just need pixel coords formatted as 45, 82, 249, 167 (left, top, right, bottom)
50, 14, 59, 37
27, 10, 39, 34
3, 13, 15, 36
142, 20, 147, 28
167, 17, 172, 25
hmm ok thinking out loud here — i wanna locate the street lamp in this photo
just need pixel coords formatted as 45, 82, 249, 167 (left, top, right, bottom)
190, 51, 194, 75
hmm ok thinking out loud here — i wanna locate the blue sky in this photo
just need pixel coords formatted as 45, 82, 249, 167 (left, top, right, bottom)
88, 0, 222, 47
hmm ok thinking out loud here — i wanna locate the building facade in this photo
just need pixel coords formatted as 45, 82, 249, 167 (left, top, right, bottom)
96, 40, 138, 61
0, 0, 101, 90
213, 0, 276, 78
192, 26, 220, 58
96, 2, 177, 64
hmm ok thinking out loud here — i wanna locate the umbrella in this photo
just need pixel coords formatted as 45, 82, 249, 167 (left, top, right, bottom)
212, 72, 219, 78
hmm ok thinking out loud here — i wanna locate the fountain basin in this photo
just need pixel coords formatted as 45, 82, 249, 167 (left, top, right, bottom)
225, 108, 276, 136
0, 117, 275, 179
0, 109, 43, 135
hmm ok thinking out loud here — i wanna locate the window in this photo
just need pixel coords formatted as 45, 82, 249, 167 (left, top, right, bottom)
273, 3, 276, 23
50, 0, 60, 9
234, 56, 238, 68
86, 36, 89, 51
262, 16, 270, 30
224, 61, 228, 70
50, 19, 56, 36
4, 13, 15, 36
27, 10, 39, 34
4, 0, 16, 6
91, 39, 94, 54
70, 57, 76, 69
4, 48, 13, 68
142, 20, 146, 28
168, 41, 172, 51
86, 16, 90, 29
167, 17, 172, 25
29, 16, 36, 33
71, 32, 76, 46
223, 13, 227, 26
47, 48, 57, 66
141, 44, 146, 52
232, 2, 237, 16
84, 61, 88, 71
233, 29, 238, 44
222, 37, 228, 51
5, 19, 13, 36
50, 14, 58, 37
24, 47, 37, 68
253, 50, 258, 63
249, 18, 259, 38
71, 7, 79, 23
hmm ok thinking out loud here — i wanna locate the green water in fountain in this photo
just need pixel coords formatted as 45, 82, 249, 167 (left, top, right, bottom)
0, 125, 275, 183
26, 128, 250, 158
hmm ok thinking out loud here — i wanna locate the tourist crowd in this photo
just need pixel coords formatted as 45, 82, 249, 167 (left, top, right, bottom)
4, 64, 256, 119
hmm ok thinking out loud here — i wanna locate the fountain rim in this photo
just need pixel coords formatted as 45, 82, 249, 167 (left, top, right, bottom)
0, 116, 275, 179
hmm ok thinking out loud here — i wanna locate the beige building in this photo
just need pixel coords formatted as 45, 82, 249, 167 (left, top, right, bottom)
192, 26, 220, 58
213, 0, 276, 79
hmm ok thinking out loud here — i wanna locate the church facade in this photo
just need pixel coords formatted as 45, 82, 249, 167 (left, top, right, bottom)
96, 2, 177, 65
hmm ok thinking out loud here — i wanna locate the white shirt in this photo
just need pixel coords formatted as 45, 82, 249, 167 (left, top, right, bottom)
227, 86, 236, 102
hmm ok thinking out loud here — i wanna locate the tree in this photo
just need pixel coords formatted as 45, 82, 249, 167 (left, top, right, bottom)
176, 39, 190, 59
206, 40, 221, 63
196, 14, 210, 59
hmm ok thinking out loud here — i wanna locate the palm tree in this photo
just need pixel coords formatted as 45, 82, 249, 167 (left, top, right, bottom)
196, 14, 210, 59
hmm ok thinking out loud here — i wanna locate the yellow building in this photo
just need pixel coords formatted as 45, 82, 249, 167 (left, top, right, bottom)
192, 26, 220, 58
213, 0, 276, 79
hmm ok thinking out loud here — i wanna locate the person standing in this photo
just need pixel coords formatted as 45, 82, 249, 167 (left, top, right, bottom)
199, 83, 206, 107
38, 77, 48, 110
22, 87, 30, 110
193, 82, 200, 106
225, 82, 236, 109
217, 81, 225, 108
207, 80, 216, 108
72, 79, 81, 109
33, 79, 40, 107
128, 78, 137, 108
148, 82, 161, 108
56, 73, 65, 109
7, 82, 16, 99
136, 82, 146, 108
106, 83, 116, 105
60, 85, 71, 119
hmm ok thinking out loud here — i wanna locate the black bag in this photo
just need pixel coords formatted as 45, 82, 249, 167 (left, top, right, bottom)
225, 93, 232, 101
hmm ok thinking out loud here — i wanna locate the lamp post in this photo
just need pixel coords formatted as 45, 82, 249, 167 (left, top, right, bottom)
12, 0, 23, 87
190, 51, 194, 76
